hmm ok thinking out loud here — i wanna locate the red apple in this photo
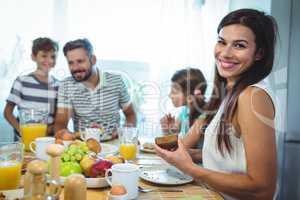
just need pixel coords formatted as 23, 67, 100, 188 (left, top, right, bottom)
90, 159, 113, 178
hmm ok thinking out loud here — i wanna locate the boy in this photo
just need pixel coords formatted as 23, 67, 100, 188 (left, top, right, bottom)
3, 37, 59, 140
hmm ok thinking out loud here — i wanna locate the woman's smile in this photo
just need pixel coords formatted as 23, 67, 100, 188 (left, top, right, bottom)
217, 59, 239, 71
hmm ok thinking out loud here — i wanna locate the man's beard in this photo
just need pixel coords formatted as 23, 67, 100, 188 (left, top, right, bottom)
71, 68, 92, 82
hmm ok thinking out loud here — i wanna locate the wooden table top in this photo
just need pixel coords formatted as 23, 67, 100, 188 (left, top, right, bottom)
63, 184, 224, 200
60, 140, 223, 200
24, 139, 224, 200
58, 156, 224, 200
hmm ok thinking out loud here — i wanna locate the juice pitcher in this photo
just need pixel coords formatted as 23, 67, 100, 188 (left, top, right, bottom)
19, 108, 48, 151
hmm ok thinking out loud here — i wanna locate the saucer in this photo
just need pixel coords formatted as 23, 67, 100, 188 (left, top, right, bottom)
0, 188, 24, 199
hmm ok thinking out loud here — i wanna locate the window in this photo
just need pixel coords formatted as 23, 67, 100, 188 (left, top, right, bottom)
0, 0, 229, 138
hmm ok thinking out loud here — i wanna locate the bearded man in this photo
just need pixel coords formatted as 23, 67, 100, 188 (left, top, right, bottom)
54, 38, 136, 141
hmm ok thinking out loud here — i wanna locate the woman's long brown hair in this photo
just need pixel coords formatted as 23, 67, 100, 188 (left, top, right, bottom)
204, 9, 278, 156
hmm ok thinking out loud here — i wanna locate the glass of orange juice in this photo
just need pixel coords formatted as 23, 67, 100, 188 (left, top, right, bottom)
119, 127, 138, 162
0, 142, 24, 190
19, 108, 48, 151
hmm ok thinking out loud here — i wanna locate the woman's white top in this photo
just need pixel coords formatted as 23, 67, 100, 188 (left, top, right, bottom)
202, 80, 275, 200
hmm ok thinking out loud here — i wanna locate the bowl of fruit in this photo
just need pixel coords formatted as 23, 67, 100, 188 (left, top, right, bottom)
58, 138, 124, 188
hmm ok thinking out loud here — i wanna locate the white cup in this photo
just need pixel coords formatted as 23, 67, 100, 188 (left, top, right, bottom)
105, 163, 139, 199
81, 128, 101, 141
29, 137, 55, 160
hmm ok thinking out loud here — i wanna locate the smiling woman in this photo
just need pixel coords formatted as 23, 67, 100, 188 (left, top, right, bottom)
155, 8, 279, 200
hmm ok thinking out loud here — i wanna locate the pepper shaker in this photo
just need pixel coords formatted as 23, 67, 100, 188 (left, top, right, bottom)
46, 144, 64, 198
46, 144, 64, 181
64, 174, 87, 200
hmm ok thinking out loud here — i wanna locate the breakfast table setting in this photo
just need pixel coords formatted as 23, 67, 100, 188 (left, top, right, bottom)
0, 123, 224, 200
54, 138, 224, 200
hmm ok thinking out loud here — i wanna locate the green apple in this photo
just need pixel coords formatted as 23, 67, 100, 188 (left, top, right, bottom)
60, 162, 82, 177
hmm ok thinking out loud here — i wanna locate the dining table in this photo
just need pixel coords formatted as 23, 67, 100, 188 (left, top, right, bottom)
20, 139, 224, 200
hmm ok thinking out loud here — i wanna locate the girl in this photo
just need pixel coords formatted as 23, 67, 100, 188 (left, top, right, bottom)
155, 9, 278, 200
160, 68, 207, 142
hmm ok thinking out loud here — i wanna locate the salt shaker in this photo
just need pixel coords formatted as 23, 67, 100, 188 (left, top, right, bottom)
24, 160, 48, 200
46, 144, 64, 200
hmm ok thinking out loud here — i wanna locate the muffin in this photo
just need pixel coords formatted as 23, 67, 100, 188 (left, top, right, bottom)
86, 138, 102, 153
155, 134, 178, 151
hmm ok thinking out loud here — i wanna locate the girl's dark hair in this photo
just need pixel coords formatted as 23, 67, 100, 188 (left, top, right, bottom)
32, 37, 58, 55
171, 68, 207, 127
204, 8, 278, 155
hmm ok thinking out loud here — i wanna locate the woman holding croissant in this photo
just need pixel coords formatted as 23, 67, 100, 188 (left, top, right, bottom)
155, 8, 278, 200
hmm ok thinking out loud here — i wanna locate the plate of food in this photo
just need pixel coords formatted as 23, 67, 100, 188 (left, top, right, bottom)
58, 139, 124, 188
140, 166, 193, 186
140, 142, 155, 153
82, 127, 114, 142
0, 189, 24, 200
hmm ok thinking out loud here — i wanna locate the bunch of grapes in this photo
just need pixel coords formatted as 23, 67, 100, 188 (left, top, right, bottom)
61, 141, 90, 163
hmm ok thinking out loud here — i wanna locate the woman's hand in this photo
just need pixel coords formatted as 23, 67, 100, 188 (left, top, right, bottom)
154, 138, 194, 173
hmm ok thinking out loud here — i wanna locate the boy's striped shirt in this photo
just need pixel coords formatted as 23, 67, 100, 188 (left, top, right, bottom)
7, 74, 59, 124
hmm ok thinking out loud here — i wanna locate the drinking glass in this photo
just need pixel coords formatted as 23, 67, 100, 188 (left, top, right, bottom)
19, 108, 48, 151
0, 142, 24, 190
118, 127, 138, 162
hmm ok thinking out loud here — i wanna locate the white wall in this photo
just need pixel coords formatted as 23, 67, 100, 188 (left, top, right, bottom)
272, 0, 300, 199
229, 0, 271, 12
269, 0, 291, 199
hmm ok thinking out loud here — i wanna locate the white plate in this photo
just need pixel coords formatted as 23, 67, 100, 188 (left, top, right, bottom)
140, 142, 155, 153
140, 167, 193, 186
97, 143, 118, 157
100, 134, 113, 142
139, 146, 155, 154
0, 188, 24, 199
60, 176, 109, 188
80, 130, 112, 142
